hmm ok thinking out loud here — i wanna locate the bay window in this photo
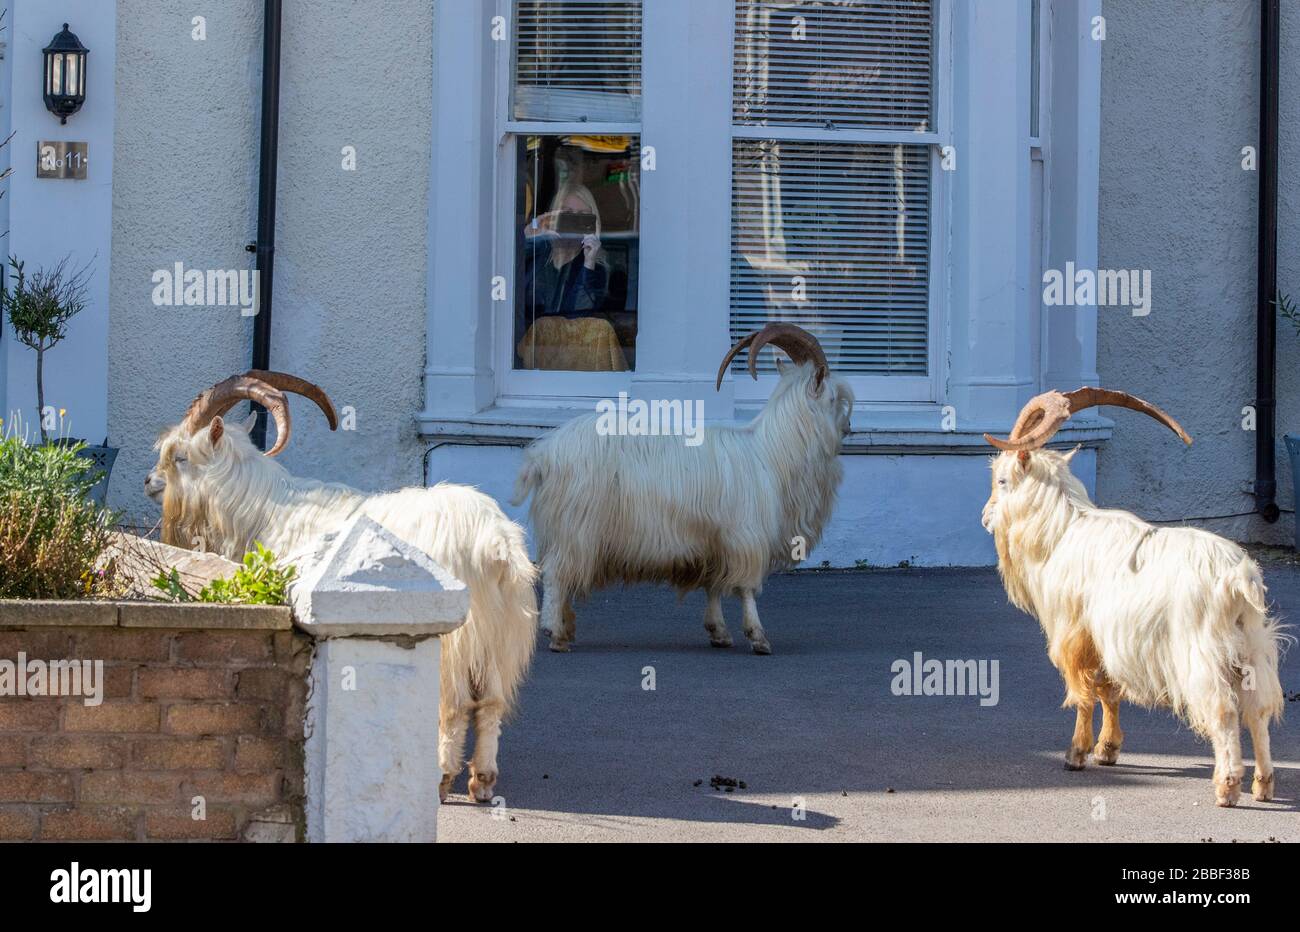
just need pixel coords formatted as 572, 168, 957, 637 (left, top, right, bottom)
423, 0, 1099, 449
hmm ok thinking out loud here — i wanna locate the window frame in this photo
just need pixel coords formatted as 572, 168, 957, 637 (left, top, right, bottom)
491, 0, 643, 405
727, 0, 953, 407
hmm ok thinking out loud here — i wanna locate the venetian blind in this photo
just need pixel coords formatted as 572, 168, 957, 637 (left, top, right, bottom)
512, 0, 643, 123
731, 0, 935, 378
733, 0, 935, 131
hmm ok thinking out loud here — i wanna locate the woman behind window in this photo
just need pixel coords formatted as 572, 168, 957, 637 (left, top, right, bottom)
520, 182, 609, 320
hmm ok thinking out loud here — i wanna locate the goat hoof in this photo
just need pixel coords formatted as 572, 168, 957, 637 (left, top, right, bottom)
750, 640, 772, 656
1092, 741, 1121, 766
709, 635, 733, 648
548, 640, 572, 653
438, 773, 454, 804
1252, 773, 1274, 802
468, 772, 497, 803
1214, 775, 1241, 808
1064, 748, 1087, 771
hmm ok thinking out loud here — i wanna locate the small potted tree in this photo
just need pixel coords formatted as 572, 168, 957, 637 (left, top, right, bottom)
0, 254, 116, 504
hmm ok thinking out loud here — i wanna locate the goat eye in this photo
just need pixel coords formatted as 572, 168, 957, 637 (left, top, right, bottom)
997, 478, 1007, 488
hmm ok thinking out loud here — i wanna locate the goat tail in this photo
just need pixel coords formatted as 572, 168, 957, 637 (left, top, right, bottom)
437, 492, 538, 718
1226, 559, 1288, 724
511, 451, 542, 508
477, 515, 538, 713
1227, 558, 1268, 615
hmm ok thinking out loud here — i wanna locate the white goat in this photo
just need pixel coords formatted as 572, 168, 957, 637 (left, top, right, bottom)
981, 387, 1286, 806
513, 323, 854, 653
145, 371, 536, 803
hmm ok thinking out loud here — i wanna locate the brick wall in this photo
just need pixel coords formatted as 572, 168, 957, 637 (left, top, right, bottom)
0, 602, 310, 842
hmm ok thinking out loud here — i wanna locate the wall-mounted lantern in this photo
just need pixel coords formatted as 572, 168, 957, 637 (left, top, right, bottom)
43, 23, 88, 124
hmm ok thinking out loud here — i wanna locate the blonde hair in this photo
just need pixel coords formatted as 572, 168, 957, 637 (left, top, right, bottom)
547, 183, 604, 266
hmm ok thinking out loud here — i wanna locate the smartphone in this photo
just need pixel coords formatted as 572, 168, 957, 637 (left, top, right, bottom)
552, 211, 597, 236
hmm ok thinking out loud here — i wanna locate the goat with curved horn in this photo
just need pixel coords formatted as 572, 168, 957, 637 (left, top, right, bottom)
979, 387, 1283, 808
146, 371, 536, 805
519, 318, 852, 655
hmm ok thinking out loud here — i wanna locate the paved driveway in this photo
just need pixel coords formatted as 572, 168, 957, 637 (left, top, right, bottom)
440, 565, 1300, 842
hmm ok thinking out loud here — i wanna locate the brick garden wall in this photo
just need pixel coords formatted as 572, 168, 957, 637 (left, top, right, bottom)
0, 602, 310, 842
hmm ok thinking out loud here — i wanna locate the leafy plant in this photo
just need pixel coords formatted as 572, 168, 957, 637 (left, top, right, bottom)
0, 432, 115, 598
1277, 292, 1300, 340
1, 255, 94, 443
151, 542, 297, 606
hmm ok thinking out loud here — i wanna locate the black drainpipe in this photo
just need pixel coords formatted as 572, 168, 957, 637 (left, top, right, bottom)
1255, 0, 1281, 522
248, 0, 283, 451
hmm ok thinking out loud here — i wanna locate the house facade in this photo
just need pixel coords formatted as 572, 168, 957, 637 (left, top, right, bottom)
2, 0, 1289, 567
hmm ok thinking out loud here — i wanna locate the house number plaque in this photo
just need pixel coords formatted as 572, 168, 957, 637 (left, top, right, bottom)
37, 141, 88, 180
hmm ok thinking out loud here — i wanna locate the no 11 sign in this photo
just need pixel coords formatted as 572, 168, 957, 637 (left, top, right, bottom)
37, 141, 88, 179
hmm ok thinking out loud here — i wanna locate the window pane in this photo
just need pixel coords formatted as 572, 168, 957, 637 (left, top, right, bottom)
512, 0, 643, 122
733, 0, 935, 132
514, 135, 640, 371
730, 140, 930, 376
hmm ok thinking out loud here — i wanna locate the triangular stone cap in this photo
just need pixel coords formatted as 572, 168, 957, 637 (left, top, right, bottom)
290, 515, 469, 638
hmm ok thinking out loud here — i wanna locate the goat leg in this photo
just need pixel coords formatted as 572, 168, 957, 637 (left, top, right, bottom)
739, 589, 772, 655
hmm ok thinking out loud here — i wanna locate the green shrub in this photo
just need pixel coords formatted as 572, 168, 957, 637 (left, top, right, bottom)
151, 542, 296, 606
0, 433, 114, 599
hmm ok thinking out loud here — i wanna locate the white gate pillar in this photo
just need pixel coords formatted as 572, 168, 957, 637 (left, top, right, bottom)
290, 516, 468, 843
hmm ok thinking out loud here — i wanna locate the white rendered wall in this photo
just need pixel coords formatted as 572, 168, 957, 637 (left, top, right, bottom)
2, 0, 115, 444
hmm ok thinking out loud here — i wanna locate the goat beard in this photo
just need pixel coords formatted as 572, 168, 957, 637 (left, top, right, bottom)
160, 484, 210, 552
993, 519, 1039, 618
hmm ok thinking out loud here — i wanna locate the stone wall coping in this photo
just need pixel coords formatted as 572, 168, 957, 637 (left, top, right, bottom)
0, 599, 292, 630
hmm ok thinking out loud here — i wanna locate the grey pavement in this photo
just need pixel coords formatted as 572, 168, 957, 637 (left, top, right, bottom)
439, 565, 1300, 842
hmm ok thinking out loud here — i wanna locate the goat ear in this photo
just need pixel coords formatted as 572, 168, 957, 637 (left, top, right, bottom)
209, 416, 225, 448
239, 411, 258, 434
1063, 443, 1082, 463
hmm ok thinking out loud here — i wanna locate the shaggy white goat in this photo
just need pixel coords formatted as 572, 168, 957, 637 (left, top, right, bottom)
514, 323, 854, 653
146, 371, 536, 803
981, 387, 1286, 807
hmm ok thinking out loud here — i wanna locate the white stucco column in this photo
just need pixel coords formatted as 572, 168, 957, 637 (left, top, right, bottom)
946, 0, 1036, 426
1042, 0, 1103, 392
290, 516, 468, 843
422, 0, 496, 419
634, 0, 735, 419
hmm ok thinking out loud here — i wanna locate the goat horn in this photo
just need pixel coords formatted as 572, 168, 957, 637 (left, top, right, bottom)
182, 374, 292, 456
984, 387, 1192, 451
245, 370, 339, 432
715, 322, 829, 391
715, 332, 758, 391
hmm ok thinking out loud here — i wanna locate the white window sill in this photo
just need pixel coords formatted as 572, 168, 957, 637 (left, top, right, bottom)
416, 407, 1114, 454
